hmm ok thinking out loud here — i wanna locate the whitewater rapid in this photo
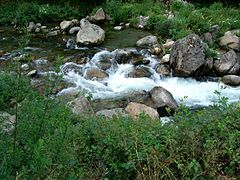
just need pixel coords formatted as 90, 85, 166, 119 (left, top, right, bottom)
58, 49, 240, 107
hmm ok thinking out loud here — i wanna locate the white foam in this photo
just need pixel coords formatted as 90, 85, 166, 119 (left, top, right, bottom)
59, 50, 240, 107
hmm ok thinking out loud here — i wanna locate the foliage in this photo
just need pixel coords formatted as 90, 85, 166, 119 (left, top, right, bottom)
0, 2, 85, 26
0, 72, 239, 179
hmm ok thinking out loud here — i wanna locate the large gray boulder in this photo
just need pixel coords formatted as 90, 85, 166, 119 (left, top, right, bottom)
214, 50, 240, 75
170, 34, 205, 76
149, 86, 178, 110
125, 102, 159, 120
221, 75, 240, 86
76, 19, 105, 46
220, 31, 240, 52
136, 35, 158, 47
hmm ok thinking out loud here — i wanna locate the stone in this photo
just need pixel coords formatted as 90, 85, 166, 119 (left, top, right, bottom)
221, 75, 240, 86
210, 25, 220, 38
114, 26, 123, 31
71, 19, 79, 26
201, 32, 213, 43
149, 86, 178, 116
125, 102, 159, 120
36, 23, 41, 27
170, 34, 205, 76
66, 38, 76, 49
76, 19, 105, 46
60, 62, 83, 75
60, 20, 73, 31
214, 50, 240, 75
96, 108, 127, 118
85, 68, 109, 80
27, 70, 38, 77
136, 35, 158, 47
151, 44, 162, 55
163, 39, 175, 49
156, 64, 171, 76
161, 54, 170, 64
47, 30, 60, 37
67, 96, 94, 116
137, 16, 149, 29
27, 22, 36, 33
92, 8, 106, 22
69, 26, 80, 34
41, 26, 47, 29
21, 64, 29, 71
114, 48, 138, 64
220, 31, 240, 51
35, 28, 41, 33
128, 66, 153, 78
125, 23, 130, 28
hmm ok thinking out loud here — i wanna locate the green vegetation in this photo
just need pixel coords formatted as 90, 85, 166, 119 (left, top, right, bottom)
0, 72, 239, 179
103, 0, 240, 40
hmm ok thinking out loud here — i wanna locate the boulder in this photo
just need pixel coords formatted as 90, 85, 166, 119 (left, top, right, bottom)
67, 96, 94, 116
60, 20, 73, 31
220, 31, 240, 52
92, 8, 106, 22
96, 108, 127, 118
221, 75, 240, 86
136, 35, 158, 47
69, 26, 80, 34
214, 50, 240, 75
149, 86, 177, 116
85, 68, 109, 80
76, 19, 105, 46
170, 34, 205, 76
125, 102, 159, 120
128, 66, 152, 78
114, 48, 138, 64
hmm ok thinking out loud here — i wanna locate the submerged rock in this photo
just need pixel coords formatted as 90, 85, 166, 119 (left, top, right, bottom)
76, 19, 105, 46
156, 64, 171, 76
125, 102, 159, 120
221, 75, 240, 86
85, 68, 109, 80
170, 34, 205, 76
114, 48, 139, 64
128, 66, 152, 78
214, 50, 240, 75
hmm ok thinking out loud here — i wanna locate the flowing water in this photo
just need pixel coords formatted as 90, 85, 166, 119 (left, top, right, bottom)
1, 25, 240, 107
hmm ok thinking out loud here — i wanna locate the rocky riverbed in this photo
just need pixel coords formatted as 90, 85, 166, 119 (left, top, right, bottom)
1, 11, 240, 119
